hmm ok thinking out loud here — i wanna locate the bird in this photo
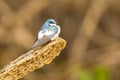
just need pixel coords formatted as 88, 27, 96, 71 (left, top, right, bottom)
32, 19, 60, 48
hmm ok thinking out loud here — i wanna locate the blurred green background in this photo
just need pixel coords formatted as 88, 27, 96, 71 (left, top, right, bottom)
0, 0, 120, 80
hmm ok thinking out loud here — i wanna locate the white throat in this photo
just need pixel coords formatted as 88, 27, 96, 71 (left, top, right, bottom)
49, 24, 56, 26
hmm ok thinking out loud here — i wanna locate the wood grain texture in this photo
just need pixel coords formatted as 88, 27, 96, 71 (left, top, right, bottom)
0, 37, 66, 80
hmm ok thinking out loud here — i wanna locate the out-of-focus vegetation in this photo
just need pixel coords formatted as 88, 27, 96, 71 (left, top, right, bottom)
86, 67, 109, 80
72, 66, 109, 80
0, 0, 120, 80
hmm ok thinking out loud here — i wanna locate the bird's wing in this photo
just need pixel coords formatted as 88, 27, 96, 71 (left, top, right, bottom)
38, 29, 47, 39
32, 29, 51, 48
32, 34, 52, 48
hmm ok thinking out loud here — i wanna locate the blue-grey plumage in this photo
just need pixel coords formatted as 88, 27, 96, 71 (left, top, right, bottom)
32, 19, 60, 48
41, 19, 56, 30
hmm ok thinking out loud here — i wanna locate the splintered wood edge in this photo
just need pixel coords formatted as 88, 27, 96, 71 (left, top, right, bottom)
0, 37, 66, 80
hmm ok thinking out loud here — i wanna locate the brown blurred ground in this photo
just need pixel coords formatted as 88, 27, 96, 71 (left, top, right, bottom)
0, 0, 120, 80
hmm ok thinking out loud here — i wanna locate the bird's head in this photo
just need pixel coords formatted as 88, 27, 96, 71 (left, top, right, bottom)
46, 19, 56, 26
40, 19, 57, 31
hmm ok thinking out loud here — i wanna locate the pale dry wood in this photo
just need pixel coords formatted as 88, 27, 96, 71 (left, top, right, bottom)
0, 37, 66, 80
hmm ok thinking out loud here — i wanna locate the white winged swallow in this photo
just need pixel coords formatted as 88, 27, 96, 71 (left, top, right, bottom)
32, 19, 60, 48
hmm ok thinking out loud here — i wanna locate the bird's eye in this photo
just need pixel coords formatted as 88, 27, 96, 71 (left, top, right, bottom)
49, 22, 55, 24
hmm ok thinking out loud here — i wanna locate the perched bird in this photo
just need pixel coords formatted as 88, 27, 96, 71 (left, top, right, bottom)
32, 19, 60, 48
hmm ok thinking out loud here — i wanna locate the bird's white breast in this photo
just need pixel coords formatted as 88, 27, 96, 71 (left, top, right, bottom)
38, 29, 54, 40
44, 31, 54, 36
